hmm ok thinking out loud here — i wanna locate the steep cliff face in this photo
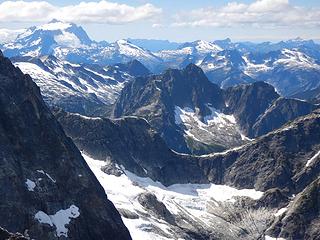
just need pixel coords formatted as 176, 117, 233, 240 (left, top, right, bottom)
223, 81, 280, 137
0, 51, 131, 239
251, 97, 318, 137
266, 178, 320, 240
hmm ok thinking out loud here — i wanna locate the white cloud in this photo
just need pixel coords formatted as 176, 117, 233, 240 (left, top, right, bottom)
173, 0, 320, 28
152, 23, 163, 28
248, 0, 289, 12
0, 1, 56, 22
0, 1, 161, 24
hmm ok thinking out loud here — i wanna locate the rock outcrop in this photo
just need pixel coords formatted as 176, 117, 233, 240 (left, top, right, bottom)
0, 50, 131, 239
266, 178, 320, 239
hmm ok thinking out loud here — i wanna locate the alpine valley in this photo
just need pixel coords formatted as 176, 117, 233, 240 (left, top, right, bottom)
0, 19, 320, 240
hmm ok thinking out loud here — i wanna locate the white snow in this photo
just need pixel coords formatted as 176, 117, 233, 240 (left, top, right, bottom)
274, 207, 287, 217
243, 55, 271, 77
15, 62, 56, 81
14, 59, 128, 106
35, 205, 80, 237
204, 106, 236, 125
100, 39, 159, 65
36, 170, 56, 183
157, 40, 222, 68
174, 106, 195, 125
174, 105, 245, 148
82, 153, 264, 240
305, 150, 320, 167
194, 40, 222, 53
25, 179, 36, 191
200, 144, 249, 158
84, 67, 115, 80
265, 236, 286, 240
275, 49, 320, 70
240, 133, 254, 141
243, 49, 320, 78
174, 105, 236, 128
35, 211, 53, 226
122, 218, 172, 240
73, 113, 102, 121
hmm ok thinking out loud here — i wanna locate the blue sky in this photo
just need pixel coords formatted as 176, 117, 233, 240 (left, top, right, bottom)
0, 0, 319, 42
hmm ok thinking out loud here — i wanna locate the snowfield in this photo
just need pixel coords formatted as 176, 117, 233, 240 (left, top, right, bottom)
14, 58, 131, 110
174, 105, 247, 150
82, 153, 266, 240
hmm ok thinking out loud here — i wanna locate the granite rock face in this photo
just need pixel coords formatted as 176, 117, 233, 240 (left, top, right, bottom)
292, 86, 320, 104
224, 81, 280, 137
225, 82, 318, 138
251, 97, 317, 137
0, 51, 131, 239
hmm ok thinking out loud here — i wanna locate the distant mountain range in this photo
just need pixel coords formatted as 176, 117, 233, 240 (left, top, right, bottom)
1, 20, 320, 98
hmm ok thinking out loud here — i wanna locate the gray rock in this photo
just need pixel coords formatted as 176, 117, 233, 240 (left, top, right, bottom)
266, 178, 320, 239
137, 192, 176, 224
0, 51, 131, 239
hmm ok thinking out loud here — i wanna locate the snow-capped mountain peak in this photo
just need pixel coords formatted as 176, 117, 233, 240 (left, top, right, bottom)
114, 39, 156, 58
195, 40, 222, 52
276, 48, 320, 69
179, 40, 222, 54
2, 20, 93, 58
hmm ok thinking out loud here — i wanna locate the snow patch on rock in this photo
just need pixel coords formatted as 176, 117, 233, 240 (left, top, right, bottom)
36, 170, 56, 183
174, 105, 246, 149
35, 205, 80, 237
306, 150, 320, 167
274, 207, 287, 217
25, 179, 36, 191
265, 236, 286, 240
